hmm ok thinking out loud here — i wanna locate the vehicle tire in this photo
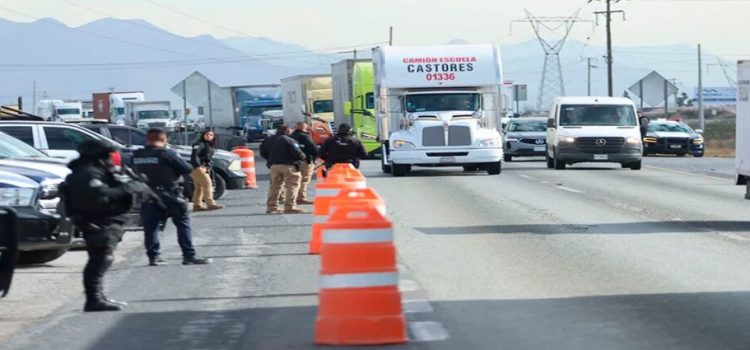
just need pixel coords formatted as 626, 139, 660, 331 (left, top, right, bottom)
677, 153, 687, 157
546, 152, 554, 169
629, 161, 642, 170
486, 161, 502, 175
694, 153, 704, 158
212, 174, 226, 199
463, 165, 479, 172
553, 150, 566, 170
18, 248, 68, 265
392, 164, 410, 177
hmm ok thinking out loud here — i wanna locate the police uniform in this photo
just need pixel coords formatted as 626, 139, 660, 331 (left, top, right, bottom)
64, 140, 133, 312
260, 133, 305, 213
132, 145, 210, 266
189, 139, 221, 211
290, 129, 317, 203
319, 124, 367, 169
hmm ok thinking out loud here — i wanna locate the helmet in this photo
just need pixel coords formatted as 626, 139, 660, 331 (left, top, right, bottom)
337, 123, 352, 133
77, 140, 115, 159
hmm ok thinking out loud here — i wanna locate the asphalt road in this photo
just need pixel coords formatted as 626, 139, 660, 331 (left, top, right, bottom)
3, 155, 750, 349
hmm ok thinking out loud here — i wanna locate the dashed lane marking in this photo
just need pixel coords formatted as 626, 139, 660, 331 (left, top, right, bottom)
557, 186, 584, 194
718, 232, 750, 242
409, 321, 450, 342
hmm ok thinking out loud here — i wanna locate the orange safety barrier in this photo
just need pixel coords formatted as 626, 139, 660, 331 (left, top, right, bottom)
309, 175, 359, 254
231, 147, 257, 189
328, 188, 386, 227
315, 204, 407, 346
326, 166, 366, 189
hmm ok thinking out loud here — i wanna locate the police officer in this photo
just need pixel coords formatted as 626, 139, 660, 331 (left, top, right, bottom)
319, 123, 367, 169
64, 140, 135, 311
260, 124, 306, 214
190, 130, 223, 212
289, 122, 317, 205
133, 129, 211, 266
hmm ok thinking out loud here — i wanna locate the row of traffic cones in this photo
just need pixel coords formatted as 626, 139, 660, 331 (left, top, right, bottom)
310, 164, 407, 346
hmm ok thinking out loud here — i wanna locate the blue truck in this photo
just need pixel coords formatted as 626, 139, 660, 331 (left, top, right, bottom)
236, 86, 283, 142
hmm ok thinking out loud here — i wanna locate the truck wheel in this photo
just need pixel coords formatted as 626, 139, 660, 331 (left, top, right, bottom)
381, 144, 392, 174
392, 164, 410, 177
503, 154, 512, 162
553, 151, 566, 170
18, 249, 68, 265
629, 161, 642, 170
463, 165, 479, 172
486, 161, 502, 175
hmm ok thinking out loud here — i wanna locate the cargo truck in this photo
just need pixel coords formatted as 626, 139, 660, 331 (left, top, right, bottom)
374, 44, 505, 176
35, 100, 84, 122
281, 74, 334, 145
93, 91, 145, 124
737, 61, 750, 196
128, 101, 179, 132
332, 59, 379, 155
236, 85, 282, 142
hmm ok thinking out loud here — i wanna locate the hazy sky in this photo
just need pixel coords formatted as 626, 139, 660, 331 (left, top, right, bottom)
1, 0, 749, 56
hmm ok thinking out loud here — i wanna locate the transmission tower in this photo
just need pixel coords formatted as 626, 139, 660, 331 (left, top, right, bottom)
512, 10, 588, 111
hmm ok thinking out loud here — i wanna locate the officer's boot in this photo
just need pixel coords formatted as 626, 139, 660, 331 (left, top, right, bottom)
84, 292, 123, 312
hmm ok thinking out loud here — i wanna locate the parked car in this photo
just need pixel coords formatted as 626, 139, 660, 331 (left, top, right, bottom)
0, 170, 72, 264
79, 123, 246, 199
642, 120, 705, 157
502, 117, 548, 162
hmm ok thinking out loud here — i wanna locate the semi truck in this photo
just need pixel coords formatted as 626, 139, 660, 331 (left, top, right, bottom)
93, 91, 145, 124
127, 101, 179, 132
35, 100, 83, 122
737, 61, 750, 196
281, 74, 334, 145
235, 85, 283, 141
374, 44, 505, 176
332, 59, 379, 155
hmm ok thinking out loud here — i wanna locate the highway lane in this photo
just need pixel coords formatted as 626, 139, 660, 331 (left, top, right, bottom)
3, 156, 750, 349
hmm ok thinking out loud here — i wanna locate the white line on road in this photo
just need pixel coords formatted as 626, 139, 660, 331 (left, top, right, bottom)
403, 299, 434, 313
409, 321, 450, 342
718, 232, 750, 242
519, 175, 536, 181
398, 279, 419, 292
557, 186, 584, 194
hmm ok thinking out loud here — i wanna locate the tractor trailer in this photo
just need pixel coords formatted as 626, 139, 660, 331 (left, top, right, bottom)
332, 59, 379, 155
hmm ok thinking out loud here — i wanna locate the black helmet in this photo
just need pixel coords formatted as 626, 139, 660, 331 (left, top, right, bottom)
77, 139, 115, 159
338, 123, 352, 133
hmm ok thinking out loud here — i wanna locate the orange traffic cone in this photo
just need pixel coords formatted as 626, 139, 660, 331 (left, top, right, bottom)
231, 147, 257, 189
326, 166, 366, 189
309, 175, 358, 254
315, 204, 407, 346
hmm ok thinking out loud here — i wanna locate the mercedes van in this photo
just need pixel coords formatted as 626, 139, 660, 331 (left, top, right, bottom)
546, 97, 644, 170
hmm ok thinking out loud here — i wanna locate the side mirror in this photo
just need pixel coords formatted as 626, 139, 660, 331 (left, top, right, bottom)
343, 101, 352, 114
547, 118, 556, 128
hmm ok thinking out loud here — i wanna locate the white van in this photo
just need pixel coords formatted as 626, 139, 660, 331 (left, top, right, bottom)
545, 96, 644, 170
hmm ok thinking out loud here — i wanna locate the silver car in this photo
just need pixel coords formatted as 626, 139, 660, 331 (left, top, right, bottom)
503, 117, 548, 162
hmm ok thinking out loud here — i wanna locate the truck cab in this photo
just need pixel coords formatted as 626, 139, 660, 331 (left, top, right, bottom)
53, 102, 83, 122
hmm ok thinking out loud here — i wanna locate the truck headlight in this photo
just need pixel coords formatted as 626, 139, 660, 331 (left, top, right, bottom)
626, 136, 641, 144
392, 140, 415, 149
559, 136, 576, 143
643, 137, 657, 143
479, 138, 501, 148
40, 179, 62, 199
228, 159, 242, 172
0, 188, 37, 207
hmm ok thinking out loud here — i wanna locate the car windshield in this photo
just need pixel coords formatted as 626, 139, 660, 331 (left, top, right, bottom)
0, 133, 48, 159
559, 105, 637, 127
405, 93, 480, 113
138, 110, 170, 119
57, 108, 80, 115
648, 123, 693, 133
313, 100, 333, 113
508, 120, 547, 132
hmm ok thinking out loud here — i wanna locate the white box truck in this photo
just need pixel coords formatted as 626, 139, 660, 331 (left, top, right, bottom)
736, 61, 750, 195
374, 44, 504, 176
281, 74, 334, 145
128, 101, 178, 132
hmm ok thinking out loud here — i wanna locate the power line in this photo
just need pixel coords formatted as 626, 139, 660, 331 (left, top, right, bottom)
143, 0, 254, 37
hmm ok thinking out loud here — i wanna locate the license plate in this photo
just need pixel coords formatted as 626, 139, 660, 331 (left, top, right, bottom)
439, 156, 456, 163
533, 146, 545, 152
670, 145, 683, 149
593, 154, 608, 160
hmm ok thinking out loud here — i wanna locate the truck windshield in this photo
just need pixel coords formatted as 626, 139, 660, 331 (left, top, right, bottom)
313, 100, 333, 113
57, 108, 80, 115
138, 110, 170, 119
241, 105, 281, 117
559, 105, 637, 127
508, 120, 547, 132
366, 93, 375, 109
647, 123, 693, 133
405, 93, 480, 112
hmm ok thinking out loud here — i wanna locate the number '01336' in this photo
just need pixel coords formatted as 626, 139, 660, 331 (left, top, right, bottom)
425, 73, 456, 81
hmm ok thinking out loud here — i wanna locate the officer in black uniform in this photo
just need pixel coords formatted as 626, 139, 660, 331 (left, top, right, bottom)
64, 140, 135, 311
319, 123, 367, 169
132, 129, 211, 266
260, 124, 306, 213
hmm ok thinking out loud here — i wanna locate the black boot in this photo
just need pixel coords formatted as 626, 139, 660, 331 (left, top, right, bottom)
84, 293, 123, 312
102, 295, 128, 307
183, 256, 212, 265
148, 256, 167, 266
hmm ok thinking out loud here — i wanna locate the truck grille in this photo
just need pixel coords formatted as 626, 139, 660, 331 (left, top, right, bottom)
421, 125, 472, 147
148, 122, 166, 128
448, 126, 471, 146
422, 126, 445, 147
575, 137, 625, 154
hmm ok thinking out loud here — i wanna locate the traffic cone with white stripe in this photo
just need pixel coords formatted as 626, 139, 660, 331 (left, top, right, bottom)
231, 147, 257, 189
315, 204, 407, 345
326, 165, 366, 189
310, 175, 360, 254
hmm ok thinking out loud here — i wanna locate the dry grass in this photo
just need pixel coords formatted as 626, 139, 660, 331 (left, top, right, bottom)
704, 140, 735, 157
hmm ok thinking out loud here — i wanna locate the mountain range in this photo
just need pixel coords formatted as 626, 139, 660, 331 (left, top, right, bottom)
0, 17, 734, 113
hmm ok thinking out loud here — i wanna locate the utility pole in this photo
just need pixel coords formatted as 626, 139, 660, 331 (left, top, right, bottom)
182, 81, 188, 145
591, 0, 625, 97
698, 43, 705, 131
583, 57, 597, 96
389, 26, 393, 46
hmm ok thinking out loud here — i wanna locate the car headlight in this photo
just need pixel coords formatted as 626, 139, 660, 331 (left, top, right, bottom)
559, 136, 576, 143
692, 137, 704, 145
626, 136, 641, 144
392, 140, 415, 149
505, 138, 519, 142
40, 179, 62, 199
228, 159, 242, 172
643, 137, 657, 143
479, 138, 501, 148
0, 188, 37, 207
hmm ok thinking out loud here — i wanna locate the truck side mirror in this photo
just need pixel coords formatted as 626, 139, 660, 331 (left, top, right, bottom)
300, 104, 308, 116
547, 118, 556, 128
343, 101, 352, 114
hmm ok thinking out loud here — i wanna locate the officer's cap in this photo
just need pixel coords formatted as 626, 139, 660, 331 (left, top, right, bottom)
338, 123, 352, 132
78, 139, 115, 159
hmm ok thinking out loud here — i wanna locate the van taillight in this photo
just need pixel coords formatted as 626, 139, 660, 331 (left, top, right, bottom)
110, 151, 122, 167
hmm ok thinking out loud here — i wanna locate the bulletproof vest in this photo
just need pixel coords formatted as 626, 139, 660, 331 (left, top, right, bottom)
133, 147, 179, 187
328, 135, 357, 162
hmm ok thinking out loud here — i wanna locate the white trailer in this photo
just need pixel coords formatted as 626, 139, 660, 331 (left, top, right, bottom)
128, 101, 178, 132
374, 44, 505, 176
736, 61, 750, 195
